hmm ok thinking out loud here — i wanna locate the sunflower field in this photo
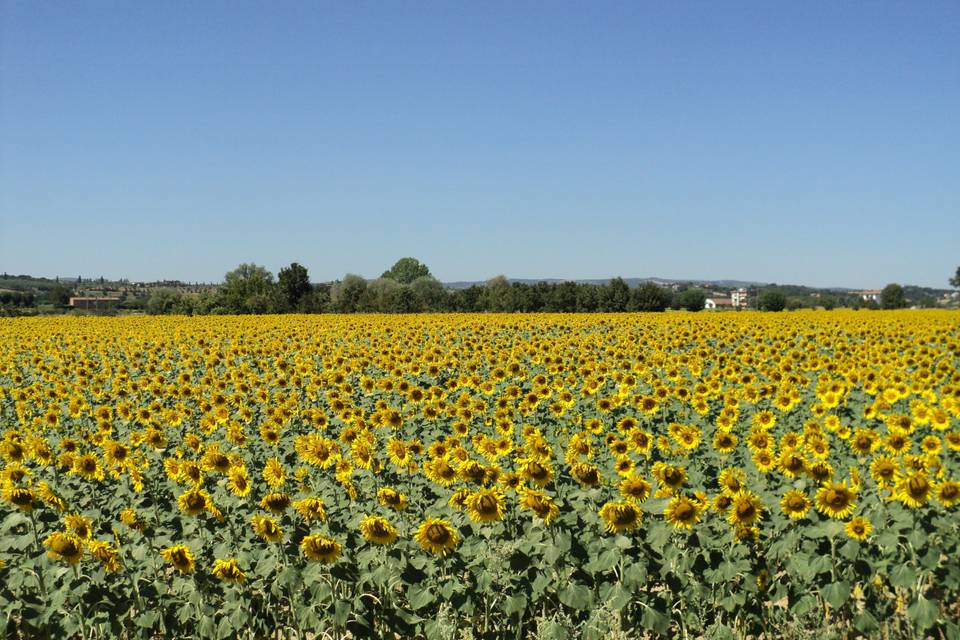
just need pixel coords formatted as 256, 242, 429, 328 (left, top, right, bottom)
1, 311, 959, 639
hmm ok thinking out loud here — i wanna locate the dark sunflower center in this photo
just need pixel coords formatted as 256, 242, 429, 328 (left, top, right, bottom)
426, 524, 451, 544
908, 477, 929, 497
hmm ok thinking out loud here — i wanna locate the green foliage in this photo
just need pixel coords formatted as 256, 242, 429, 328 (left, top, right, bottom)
381, 257, 432, 285
758, 289, 787, 312
277, 263, 311, 311
630, 282, 671, 312
675, 288, 707, 311
881, 283, 907, 309
218, 264, 278, 314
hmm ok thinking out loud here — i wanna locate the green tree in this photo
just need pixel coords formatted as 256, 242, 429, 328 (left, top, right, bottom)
676, 288, 707, 312
758, 289, 787, 312
410, 276, 447, 311
146, 289, 185, 315
630, 282, 671, 312
950, 266, 960, 289
331, 274, 367, 313
219, 264, 277, 314
481, 275, 511, 312
381, 257, 432, 285
881, 283, 907, 309
601, 277, 631, 312
278, 262, 311, 311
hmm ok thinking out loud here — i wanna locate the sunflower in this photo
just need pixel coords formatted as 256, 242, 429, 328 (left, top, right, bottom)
377, 487, 408, 511
449, 488, 471, 511
598, 501, 642, 533
414, 517, 460, 555
359, 515, 398, 545
869, 456, 898, 488
935, 480, 959, 508
570, 463, 602, 487
88, 540, 122, 573
2, 484, 34, 512
718, 468, 746, 496
211, 558, 246, 583
778, 449, 807, 478
293, 497, 327, 523
227, 467, 251, 497
518, 488, 559, 524
713, 494, 733, 513
301, 535, 342, 563
177, 487, 210, 516
653, 462, 687, 494
160, 545, 196, 574
465, 488, 506, 523
263, 458, 286, 488
64, 513, 93, 539
119, 508, 145, 532
814, 481, 858, 519
728, 491, 764, 527
521, 459, 554, 487
43, 532, 84, 564
780, 490, 811, 519
260, 491, 291, 514
664, 496, 702, 530
251, 514, 283, 543
896, 472, 931, 508
619, 474, 651, 503
845, 516, 872, 541
713, 430, 738, 454
752, 450, 776, 473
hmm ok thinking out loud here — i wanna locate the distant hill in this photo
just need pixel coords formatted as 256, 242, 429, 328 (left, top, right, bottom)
443, 277, 766, 290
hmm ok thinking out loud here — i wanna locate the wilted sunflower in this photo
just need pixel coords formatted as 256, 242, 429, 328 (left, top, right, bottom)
664, 496, 702, 530
377, 487, 408, 511
465, 488, 506, 523
598, 501, 642, 533
160, 545, 195, 574
815, 481, 858, 519
359, 515, 398, 545
43, 532, 84, 564
780, 490, 811, 519
293, 497, 327, 523
251, 514, 283, 543
87, 540, 122, 573
414, 517, 460, 555
2, 484, 34, 512
518, 488, 559, 524
260, 491, 291, 514
301, 535, 342, 563
211, 558, 246, 583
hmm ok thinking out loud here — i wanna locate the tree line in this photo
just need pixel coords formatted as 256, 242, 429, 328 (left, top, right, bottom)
144, 258, 695, 315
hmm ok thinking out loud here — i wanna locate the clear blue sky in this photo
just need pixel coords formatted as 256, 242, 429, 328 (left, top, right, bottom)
1, 2, 958, 289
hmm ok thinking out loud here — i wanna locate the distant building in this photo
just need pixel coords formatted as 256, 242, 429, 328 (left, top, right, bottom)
705, 297, 734, 310
69, 296, 120, 310
856, 290, 882, 302
731, 288, 749, 308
